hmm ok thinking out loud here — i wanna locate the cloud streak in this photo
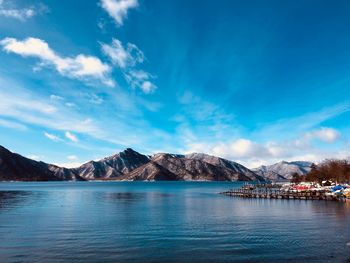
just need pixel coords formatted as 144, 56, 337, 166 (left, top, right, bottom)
44, 132, 62, 142
0, 118, 27, 131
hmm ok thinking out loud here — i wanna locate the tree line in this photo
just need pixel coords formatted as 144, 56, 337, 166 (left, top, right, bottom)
291, 159, 350, 184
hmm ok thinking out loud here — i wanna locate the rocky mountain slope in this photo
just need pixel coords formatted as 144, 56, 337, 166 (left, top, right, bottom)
253, 161, 313, 181
0, 146, 84, 181
73, 148, 150, 179
121, 153, 255, 181
186, 153, 265, 181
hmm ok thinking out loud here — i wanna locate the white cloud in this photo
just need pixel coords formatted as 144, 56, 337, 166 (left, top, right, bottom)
305, 127, 340, 143
100, 0, 138, 26
54, 162, 83, 168
214, 139, 270, 158
101, 38, 157, 93
0, 0, 35, 21
65, 131, 79, 142
185, 138, 271, 162
44, 131, 61, 142
0, 37, 114, 86
231, 139, 255, 156
67, 155, 78, 161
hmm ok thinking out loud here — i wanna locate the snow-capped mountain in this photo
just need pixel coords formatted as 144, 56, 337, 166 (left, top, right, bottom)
253, 161, 313, 181
73, 148, 150, 179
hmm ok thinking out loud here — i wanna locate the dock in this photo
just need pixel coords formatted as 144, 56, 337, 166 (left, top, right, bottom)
220, 187, 346, 201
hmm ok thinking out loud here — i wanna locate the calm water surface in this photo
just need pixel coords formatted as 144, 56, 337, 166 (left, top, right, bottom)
0, 182, 349, 262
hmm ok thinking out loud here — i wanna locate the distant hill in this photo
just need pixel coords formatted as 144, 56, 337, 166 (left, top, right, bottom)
253, 161, 313, 181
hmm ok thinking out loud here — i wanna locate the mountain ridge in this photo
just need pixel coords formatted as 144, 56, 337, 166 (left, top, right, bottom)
0, 145, 312, 182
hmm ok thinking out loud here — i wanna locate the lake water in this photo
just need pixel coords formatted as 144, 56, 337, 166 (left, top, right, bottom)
0, 182, 349, 262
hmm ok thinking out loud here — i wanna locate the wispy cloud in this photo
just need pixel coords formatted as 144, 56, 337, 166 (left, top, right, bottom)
88, 94, 104, 105
101, 39, 143, 68
0, 87, 57, 115
0, 37, 114, 86
0, 118, 27, 130
65, 131, 79, 142
124, 70, 157, 94
50, 94, 64, 101
44, 131, 62, 142
0, 0, 35, 21
177, 91, 234, 123
101, 38, 157, 93
67, 155, 78, 161
100, 0, 138, 26
256, 101, 350, 140
0, 81, 102, 139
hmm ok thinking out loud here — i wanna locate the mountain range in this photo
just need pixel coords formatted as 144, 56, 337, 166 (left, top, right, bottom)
0, 145, 313, 182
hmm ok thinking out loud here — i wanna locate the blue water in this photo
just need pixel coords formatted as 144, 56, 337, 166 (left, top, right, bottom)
0, 182, 349, 263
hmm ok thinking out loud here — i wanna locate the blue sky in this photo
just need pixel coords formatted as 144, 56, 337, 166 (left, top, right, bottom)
1, 0, 350, 168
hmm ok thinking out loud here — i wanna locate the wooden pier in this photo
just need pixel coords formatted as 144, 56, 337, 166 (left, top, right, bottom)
220, 188, 345, 201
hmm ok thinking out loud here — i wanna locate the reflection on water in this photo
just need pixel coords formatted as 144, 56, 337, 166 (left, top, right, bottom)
310, 200, 350, 220
98, 192, 173, 202
0, 182, 349, 263
0, 191, 33, 210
